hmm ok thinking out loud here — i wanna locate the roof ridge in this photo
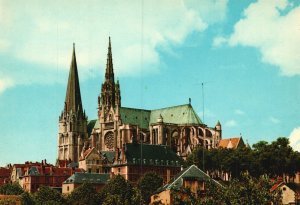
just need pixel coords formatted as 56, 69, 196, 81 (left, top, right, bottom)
120, 106, 151, 112
166, 165, 195, 189
151, 104, 190, 112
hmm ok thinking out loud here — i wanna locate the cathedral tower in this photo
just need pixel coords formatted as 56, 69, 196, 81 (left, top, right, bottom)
98, 37, 121, 151
58, 44, 88, 162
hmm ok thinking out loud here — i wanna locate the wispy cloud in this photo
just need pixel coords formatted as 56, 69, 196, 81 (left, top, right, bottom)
289, 127, 300, 152
269, 116, 280, 124
0, 77, 14, 94
215, 0, 300, 76
213, 36, 227, 47
225, 119, 237, 127
235, 109, 245, 115
198, 109, 216, 120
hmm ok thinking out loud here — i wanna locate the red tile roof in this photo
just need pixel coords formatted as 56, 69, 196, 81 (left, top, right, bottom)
218, 137, 244, 149
79, 147, 96, 161
0, 168, 11, 177
57, 159, 72, 168
270, 182, 283, 192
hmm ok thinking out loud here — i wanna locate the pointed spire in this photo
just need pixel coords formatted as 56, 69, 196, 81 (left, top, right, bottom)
64, 43, 83, 114
105, 36, 115, 83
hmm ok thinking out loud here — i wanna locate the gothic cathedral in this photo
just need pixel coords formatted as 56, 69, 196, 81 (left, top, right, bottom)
57, 38, 222, 162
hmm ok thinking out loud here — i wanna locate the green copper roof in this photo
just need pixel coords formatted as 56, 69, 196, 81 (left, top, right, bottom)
88, 104, 202, 132
120, 107, 151, 130
63, 173, 110, 184
87, 120, 97, 135
119, 143, 182, 167
162, 165, 219, 191
150, 104, 202, 125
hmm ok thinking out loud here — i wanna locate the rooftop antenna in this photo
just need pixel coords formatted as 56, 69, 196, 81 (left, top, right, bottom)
201, 82, 206, 172
140, 1, 144, 205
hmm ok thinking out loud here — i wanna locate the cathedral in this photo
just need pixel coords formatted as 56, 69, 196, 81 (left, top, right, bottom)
57, 38, 222, 162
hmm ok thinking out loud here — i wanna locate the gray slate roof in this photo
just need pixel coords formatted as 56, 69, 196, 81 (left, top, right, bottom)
115, 143, 182, 167
63, 172, 110, 184
28, 167, 39, 176
101, 151, 116, 163
162, 165, 220, 190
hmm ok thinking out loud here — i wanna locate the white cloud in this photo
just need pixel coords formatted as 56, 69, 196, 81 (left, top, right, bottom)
0, 39, 10, 52
269, 116, 280, 124
225, 119, 237, 127
0, 0, 228, 94
235, 109, 245, 115
289, 127, 300, 152
0, 77, 14, 94
221, 0, 300, 76
0, 0, 228, 76
185, 0, 228, 24
213, 36, 227, 47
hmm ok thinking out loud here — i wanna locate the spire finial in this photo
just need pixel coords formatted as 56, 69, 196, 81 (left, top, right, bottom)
108, 37, 111, 53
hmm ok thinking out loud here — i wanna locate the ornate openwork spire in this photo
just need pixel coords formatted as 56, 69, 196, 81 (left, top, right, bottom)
105, 37, 115, 83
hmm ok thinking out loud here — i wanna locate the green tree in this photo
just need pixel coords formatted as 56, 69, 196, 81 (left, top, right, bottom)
101, 175, 138, 205
34, 186, 65, 205
171, 174, 281, 205
137, 172, 163, 204
66, 183, 101, 205
0, 183, 24, 195
20, 192, 35, 205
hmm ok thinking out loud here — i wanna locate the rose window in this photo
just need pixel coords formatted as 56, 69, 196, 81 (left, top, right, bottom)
104, 132, 114, 149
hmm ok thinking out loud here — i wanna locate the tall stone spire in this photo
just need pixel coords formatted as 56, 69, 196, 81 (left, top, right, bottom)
65, 43, 83, 114
105, 36, 115, 83
58, 43, 88, 163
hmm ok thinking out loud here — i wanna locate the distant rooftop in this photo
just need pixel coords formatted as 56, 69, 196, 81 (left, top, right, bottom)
63, 172, 110, 184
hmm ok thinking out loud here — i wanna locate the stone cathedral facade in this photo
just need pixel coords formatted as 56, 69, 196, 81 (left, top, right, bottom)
57, 38, 222, 162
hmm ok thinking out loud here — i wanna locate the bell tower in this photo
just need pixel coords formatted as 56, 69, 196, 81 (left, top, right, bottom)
57, 43, 88, 162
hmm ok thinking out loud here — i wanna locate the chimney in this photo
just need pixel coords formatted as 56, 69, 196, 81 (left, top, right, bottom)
50, 166, 53, 175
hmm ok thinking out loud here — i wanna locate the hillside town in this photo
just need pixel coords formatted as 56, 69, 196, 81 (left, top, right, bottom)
0, 38, 300, 205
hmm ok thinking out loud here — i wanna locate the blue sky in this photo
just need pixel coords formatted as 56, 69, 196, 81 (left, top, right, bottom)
0, 0, 300, 166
